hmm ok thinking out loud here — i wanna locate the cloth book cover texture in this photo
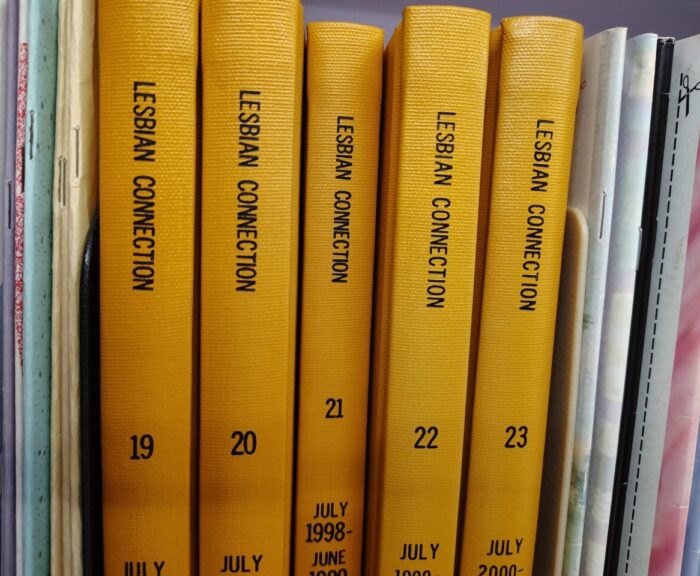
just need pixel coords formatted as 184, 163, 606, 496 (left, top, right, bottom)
460, 16, 582, 576
364, 6, 489, 575
199, 1, 303, 574
363, 27, 400, 574
467, 25, 502, 439
99, 0, 198, 574
294, 22, 383, 576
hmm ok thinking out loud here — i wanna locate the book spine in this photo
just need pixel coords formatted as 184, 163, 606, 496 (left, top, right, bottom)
199, 1, 303, 574
50, 0, 69, 572
68, 0, 97, 571
364, 27, 401, 574
563, 28, 627, 575
22, 0, 59, 571
459, 24, 503, 564
79, 215, 103, 576
581, 33, 658, 576
460, 16, 582, 576
14, 2, 28, 569
465, 25, 502, 462
99, 0, 198, 573
366, 6, 490, 575
1, 0, 18, 571
604, 37, 675, 575
52, 0, 98, 572
616, 34, 700, 575
294, 22, 383, 576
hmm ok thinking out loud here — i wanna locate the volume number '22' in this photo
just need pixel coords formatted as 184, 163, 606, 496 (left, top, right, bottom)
414, 426, 438, 449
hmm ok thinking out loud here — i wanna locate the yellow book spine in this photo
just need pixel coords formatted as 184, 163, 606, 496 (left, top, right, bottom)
463, 25, 504, 485
460, 16, 583, 576
470, 25, 502, 384
295, 23, 383, 576
366, 7, 490, 575
98, 0, 198, 573
364, 27, 402, 574
199, 1, 303, 574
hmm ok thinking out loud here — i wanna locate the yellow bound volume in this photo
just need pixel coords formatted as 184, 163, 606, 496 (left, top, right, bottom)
99, 0, 198, 573
365, 6, 490, 575
295, 23, 383, 576
364, 26, 402, 573
463, 25, 504, 478
199, 1, 303, 574
460, 16, 582, 576
470, 25, 502, 380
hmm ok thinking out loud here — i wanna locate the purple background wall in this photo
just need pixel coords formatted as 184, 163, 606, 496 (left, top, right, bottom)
305, 0, 700, 39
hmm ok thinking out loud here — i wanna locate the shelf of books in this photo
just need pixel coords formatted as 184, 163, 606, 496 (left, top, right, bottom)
1, 1, 700, 575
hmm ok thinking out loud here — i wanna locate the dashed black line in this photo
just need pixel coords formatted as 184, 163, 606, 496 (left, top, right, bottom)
624, 85, 681, 574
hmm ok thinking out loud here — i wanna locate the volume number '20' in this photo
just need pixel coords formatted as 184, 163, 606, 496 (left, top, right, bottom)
414, 426, 438, 449
504, 425, 528, 448
231, 430, 257, 456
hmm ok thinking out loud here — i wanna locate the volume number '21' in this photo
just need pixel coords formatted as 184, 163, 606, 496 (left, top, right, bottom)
325, 398, 344, 419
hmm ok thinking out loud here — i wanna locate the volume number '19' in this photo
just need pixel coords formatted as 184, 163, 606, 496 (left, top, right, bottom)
305, 521, 348, 543
130, 434, 154, 460
309, 570, 348, 576
394, 571, 431, 576
231, 430, 257, 456
504, 425, 528, 449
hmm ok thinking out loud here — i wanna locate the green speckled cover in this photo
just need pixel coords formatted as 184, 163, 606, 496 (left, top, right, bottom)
22, 0, 59, 572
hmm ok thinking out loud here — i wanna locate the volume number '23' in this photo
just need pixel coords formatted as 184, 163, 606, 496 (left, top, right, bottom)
504, 425, 528, 448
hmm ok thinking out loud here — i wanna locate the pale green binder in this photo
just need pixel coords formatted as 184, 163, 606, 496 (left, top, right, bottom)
22, 0, 59, 572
